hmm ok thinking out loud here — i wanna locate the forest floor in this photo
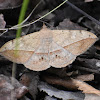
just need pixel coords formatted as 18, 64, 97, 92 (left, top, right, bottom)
0, 0, 100, 100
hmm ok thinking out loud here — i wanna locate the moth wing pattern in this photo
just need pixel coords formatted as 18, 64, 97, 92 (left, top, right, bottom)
49, 41, 76, 68
52, 30, 97, 55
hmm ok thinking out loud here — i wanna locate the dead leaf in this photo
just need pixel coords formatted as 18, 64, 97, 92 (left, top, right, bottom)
0, 25, 98, 71
57, 18, 86, 30
38, 81, 84, 100
0, 14, 6, 28
42, 75, 78, 90
0, 0, 22, 9
0, 74, 28, 100
72, 79, 100, 96
74, 74, 94, 81
85, 94, 100, 100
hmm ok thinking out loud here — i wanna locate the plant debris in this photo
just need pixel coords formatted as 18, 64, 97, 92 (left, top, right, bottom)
0, 0, 100, 100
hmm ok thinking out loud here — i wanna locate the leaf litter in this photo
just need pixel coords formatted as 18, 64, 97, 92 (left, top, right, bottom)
0, 0, 100, 99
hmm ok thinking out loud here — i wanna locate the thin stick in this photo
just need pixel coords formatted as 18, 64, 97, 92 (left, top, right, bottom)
65, 1, 100, 26
10, 0, 68, 29
12, 0, 42, 29
0, 0, 42, 36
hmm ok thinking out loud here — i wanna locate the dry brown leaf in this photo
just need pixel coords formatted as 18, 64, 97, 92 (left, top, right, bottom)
72, 79, 100, 96
0, 25, 98, 71
42, 75, 78, 90
74, 74, 94, 81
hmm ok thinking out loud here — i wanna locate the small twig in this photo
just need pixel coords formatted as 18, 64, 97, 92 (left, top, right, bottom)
0, 29, 9, 36
0, 0, 68, 32
0, 0, 42, 36
64, 1, 100, 26
11, 0, 43, 29
10, 0, 69, 29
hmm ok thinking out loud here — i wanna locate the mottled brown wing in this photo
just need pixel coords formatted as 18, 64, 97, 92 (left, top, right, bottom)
0, 31, 40, 63
24, 42, 50, 71
49, 41, 76, 68
52, 30, 97, 55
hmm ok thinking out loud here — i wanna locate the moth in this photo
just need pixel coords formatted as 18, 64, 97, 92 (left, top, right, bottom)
0, 25, 98, 71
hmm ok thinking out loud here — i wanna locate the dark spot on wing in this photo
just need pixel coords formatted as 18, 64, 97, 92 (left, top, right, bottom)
41, 57, 44, 60
56, 55, 57, 58
55, 54, 61, 58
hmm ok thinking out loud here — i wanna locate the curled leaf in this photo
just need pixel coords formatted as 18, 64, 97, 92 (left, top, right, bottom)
72, 79, 100, 96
